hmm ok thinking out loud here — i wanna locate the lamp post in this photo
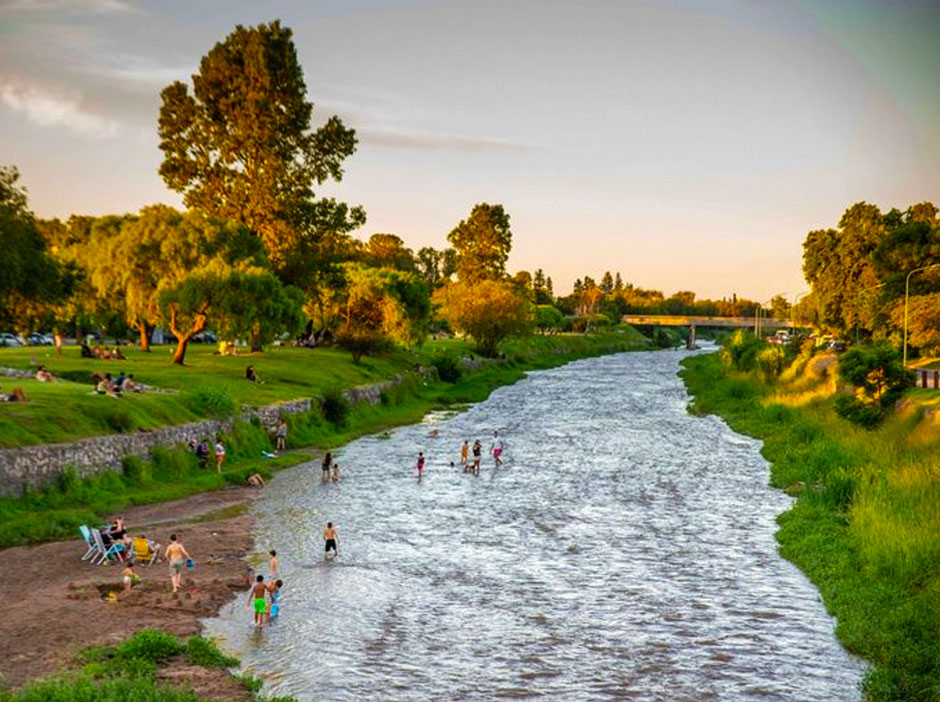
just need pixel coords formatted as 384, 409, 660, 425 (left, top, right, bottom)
903, 263, 940, 366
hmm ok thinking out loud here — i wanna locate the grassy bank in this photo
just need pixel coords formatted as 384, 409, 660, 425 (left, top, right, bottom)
0, 330, 650, 549
0, 330, 649, 447
0, 629, 292, 702
681, 352, 940, 701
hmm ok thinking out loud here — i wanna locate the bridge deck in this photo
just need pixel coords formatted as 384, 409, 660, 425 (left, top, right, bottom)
622, 315, 793, 328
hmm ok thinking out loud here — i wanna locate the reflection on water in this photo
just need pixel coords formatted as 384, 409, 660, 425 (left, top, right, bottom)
204, 350, 864, 701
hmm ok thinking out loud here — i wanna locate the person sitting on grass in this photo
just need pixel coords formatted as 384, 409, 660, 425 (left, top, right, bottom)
0, 384, 26, 402
113, 371, 128, 391
246, 473, 265, 487
124, 374, 143, 393
112, 346, 126, 360
245, 365, 263, 384
35, 365, 55, 383
81, 341, 94, 358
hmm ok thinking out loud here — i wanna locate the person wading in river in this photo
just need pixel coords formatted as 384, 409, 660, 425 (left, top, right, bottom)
249, 574, 267, 628
460, 440, 470, 472
323, 522, 338, 560
416, 451, 425, 479
472, 440, 482, 475
321, 452, 332, 482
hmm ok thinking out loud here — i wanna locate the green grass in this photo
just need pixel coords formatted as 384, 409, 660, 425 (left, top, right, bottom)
0, 331, 650, 549
681, 353, 940, 701
0, 331, 650, 447
0, 630, 291, 702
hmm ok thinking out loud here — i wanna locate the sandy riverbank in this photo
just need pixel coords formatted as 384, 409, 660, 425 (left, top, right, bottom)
0, 486, 264, 695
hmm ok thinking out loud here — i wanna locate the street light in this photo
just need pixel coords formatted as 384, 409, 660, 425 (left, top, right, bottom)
903, 263, 940, 366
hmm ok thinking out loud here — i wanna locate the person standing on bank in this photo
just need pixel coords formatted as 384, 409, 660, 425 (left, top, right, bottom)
276, 419, 287, 451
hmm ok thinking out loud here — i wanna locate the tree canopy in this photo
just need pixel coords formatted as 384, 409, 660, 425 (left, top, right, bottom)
447, 203, 512, 283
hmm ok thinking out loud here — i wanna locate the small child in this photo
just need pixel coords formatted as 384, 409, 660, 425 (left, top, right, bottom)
331, 463, 341, 482
269, 549, 278, 577
266, 578, 283, 621
123, 562, 136, 594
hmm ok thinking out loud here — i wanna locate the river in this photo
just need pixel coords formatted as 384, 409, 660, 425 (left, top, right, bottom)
204, 349, 865, 701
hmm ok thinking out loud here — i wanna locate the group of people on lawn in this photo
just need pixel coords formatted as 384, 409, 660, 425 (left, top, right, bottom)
81, 341, 126, 360
91, 370, 142, 396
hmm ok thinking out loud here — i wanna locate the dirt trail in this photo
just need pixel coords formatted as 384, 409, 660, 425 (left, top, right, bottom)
0, 486, 262, 691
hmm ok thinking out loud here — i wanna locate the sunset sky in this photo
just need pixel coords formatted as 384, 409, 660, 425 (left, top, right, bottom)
1, 0, 938, 300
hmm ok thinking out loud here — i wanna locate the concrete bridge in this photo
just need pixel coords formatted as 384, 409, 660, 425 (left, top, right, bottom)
622, 315, 794, 349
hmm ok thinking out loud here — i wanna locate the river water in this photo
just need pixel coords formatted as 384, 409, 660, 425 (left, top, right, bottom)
204, 350, 865, 701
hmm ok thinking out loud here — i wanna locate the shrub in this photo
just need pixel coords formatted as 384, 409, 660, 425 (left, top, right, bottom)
334, 331, 393, 364
719, 330, 765, 371
104, 407, 134, 433
183, 385, 237, 418
122, 455, 152, 485
835, 344, 913, 428
756, 345, 785, 378
115, 630, 184, 663
431, 353, 462, 383
834, 394, 886, 429
185, 636, 238, 668
321, 388, 351, 426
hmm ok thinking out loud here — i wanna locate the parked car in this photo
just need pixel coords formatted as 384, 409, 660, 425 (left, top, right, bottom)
827, 340, 847, 352
0, 333, 23, 347
27, 333, 54, 346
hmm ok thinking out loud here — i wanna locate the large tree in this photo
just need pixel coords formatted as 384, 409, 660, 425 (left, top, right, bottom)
447, 203, 512, 283
433, 279, 531, 356
0, 166, 62, 317
158, 21, 362, 272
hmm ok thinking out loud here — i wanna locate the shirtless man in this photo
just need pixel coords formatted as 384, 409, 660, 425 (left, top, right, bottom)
164, 534, 191, 593
323, 522, 338, 560
472, 440, 482, 475
249, 575, 267, 628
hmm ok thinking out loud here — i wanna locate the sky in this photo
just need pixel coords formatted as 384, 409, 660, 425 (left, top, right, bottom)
1, 0, 938, 301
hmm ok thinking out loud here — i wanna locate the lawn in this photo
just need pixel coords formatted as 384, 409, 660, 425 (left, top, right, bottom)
0, 329, 650, 447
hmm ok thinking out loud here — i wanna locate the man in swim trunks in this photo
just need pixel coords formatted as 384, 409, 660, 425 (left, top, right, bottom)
164, 534, 191, 594
323, 522, 338, 560
249, 574, 267, 628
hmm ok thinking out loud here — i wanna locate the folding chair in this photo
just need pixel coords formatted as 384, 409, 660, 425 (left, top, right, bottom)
91, 529, 125, 565
132, 536, 159, 565
78, 525, 99, 561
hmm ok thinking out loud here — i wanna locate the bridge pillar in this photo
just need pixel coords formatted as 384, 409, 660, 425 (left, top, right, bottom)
686, 324, 697, 350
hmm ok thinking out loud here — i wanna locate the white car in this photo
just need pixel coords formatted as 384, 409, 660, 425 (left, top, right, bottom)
0, 333, 23, 347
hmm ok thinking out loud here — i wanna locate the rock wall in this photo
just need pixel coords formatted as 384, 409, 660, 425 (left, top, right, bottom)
0, 368, 436, 497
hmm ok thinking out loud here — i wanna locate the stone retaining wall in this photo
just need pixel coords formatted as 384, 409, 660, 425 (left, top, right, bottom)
0, 368, 436, 497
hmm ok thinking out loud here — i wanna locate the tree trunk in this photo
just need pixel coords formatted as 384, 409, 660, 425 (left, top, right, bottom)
250, 329, 263, 353
138, 321, 151, 352
172, 338, 190, 365
168, 305, 207, 366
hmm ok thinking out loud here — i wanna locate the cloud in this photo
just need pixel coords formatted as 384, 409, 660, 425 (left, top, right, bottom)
361, 127, 528, 153
1, 0, 138, 14
0, 82, 121, 137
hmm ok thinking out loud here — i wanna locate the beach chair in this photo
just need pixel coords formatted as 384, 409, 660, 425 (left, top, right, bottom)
132, 536, 159, 565
78, 525, 99, 561
91, 529, 125, 565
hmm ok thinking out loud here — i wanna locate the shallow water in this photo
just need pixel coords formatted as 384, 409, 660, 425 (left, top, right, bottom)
204, 350, 865, 701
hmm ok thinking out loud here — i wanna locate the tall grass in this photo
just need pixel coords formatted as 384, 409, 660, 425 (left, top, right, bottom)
681, 353, 940, 701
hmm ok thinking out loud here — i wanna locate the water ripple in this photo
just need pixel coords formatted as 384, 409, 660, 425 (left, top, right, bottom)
204, 351, 865, 701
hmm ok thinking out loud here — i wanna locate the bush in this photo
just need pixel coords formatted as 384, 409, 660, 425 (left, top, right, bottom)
835, 344, 913, 428
184, 636, 238, 668
114, 630, 184, 663
104, 407, 134, 433
183, 385, 237, 418
321, 388, 351, 426
335, 331, 392, 364
756, 345, 785, 378
719, 330, 764, 371
431, 353, 462, 383
834, 394, 886, 429
122, 455, 152, 485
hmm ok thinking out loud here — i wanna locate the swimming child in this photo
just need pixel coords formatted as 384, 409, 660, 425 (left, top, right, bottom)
323, 522, 338, 560
249, 574, 267, 628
